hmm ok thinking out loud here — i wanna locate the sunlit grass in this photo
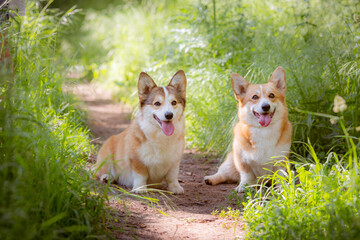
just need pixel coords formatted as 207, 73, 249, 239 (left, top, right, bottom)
243, 141, 360, 239
0, 2, 109, 239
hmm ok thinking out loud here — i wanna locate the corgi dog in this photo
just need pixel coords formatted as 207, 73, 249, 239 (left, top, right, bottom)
93, 70, 187, 194
204, 67, 292, 192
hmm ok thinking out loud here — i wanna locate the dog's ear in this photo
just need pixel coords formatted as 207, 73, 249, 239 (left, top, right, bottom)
169, 70, 187, 100
138, 72, 157, 103
231, 73, 249, 101
269, 66, 286, 93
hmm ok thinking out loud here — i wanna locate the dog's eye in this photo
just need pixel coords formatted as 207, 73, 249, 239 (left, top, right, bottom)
252, 95, 259, 100
269, 93, 275, 98
171, 100, 177, 106
154, 101, 161, 107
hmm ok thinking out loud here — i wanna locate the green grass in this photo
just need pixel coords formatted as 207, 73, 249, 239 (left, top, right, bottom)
0, 2, 108, 239
243, 120, 360, 239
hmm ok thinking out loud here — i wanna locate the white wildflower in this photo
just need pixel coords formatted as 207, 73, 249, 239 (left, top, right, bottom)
330, 118, 338, 125
333, 95, 347, 113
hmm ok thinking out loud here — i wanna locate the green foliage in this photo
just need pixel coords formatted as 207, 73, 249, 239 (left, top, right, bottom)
243, 115, 360, 239
212, 207, 242, 220
244, 153, 360, 239
61, 0, 180, 104
227, 188, 257, 210
0, 2, 107, 239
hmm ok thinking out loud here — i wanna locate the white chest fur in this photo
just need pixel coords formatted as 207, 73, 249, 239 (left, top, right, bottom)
241, 121, 290, 176
137, 114, 185, 183
138, 136, 184, 183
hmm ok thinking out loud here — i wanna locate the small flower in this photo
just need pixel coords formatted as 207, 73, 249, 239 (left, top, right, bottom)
333, 95, 347, 113
330, 118, 338, 125
339, 104, 348, 112
356, 126, 360, 132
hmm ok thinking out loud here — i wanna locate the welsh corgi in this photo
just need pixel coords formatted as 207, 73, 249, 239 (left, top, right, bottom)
204, 67, 292, 192
93, 70, 187, 194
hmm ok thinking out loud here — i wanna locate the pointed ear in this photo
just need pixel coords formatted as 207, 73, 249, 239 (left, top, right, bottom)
269, 66, 286, 93
231, 73, 250, 101
138, 72, 157, 103
168, 70, 187, 100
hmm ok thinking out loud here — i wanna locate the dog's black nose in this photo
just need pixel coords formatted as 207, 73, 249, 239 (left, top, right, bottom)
165, 112, 173, 120
262, 103, 270, 112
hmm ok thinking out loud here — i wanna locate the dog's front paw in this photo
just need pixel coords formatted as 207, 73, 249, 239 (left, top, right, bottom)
100, 174, 109, 183
204, 174, 223, 186
235, 184, 246, 193
168, 183, 184, 194
132, 185, 147, 194
204, 176, 214, 185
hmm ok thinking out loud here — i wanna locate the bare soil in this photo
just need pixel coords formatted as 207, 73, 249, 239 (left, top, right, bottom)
67, 83, 245, 240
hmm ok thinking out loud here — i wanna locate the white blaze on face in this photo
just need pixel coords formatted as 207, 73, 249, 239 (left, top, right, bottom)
160, 87, 173, 117
149, 87, 176, 136
156, 87, 175, 136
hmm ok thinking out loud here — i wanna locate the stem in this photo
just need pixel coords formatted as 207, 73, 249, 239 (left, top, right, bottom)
294, 107, 340, 120
212, 0, 216, 34
339, 119, 358, 173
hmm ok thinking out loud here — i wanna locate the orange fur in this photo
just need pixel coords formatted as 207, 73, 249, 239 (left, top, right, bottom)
205, 67, 292, 192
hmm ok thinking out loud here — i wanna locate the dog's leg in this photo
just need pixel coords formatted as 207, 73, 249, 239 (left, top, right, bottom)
166, 161, 184, 194
235, 170, 256, 193
232, 149, 256, 193
204, 152, 239, 186
132, 172, 148, 193
130, 157, 149, 193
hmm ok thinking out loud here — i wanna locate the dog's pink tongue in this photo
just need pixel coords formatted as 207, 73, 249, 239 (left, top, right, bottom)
259, 114, 272, 127
161, 121, 174, 136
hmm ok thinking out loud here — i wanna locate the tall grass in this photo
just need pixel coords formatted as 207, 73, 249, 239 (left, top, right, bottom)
0, 2, 107, 239
243, 114, 360, 239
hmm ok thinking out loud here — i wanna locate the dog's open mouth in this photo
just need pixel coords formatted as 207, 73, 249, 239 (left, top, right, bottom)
253, 109, 275, 127
153, 114, 175, 136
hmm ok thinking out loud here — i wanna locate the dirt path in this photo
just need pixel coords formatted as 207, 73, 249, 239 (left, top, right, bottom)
68, 83, 245, 240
